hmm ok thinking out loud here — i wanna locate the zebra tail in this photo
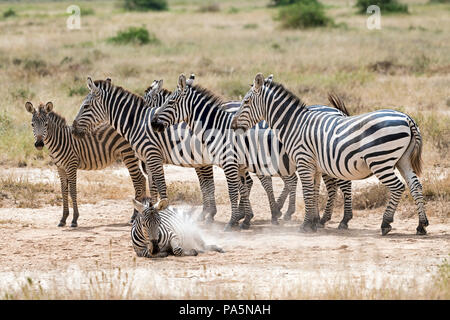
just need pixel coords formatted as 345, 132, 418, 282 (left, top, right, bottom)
327, 93, 350, 116
407, 116, 423, 177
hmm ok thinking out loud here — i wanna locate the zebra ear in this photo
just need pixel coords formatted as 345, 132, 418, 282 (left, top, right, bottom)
253, 73, 264, 92
44, 102, 53, 113
105, 77, 112, 83
25, 101, 35, 114
264, 74, 274, 85
157, 79, 163, 92
132, 199, 145, 214
154, 199, 167, 211
178, 74, 186, 92
186, 73, 195, 87
87, 76, 98, 92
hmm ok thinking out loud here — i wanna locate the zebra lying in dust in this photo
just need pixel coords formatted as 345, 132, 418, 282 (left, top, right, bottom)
131, 198, 224, 258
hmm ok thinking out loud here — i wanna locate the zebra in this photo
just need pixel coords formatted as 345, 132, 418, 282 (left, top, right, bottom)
25, 101, 147, 227
72, 77, 254, 227
144, 77, 298, 224
150, 74, 354, 230
131, 198, 224, 258
231, 73, 428, 236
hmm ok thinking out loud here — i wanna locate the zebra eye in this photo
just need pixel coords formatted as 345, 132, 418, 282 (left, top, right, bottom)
31, 123, 34, 127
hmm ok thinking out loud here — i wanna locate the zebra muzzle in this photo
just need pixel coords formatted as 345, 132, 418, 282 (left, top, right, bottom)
151, 119, 166, 133
230, 117, 246, 133
34, 140, 44, 150
72, 121, 86, 138
151, 239, 160, 254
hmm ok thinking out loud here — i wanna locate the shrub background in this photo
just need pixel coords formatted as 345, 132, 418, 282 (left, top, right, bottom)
355, 0, 409, 14
122, 0, 168, 11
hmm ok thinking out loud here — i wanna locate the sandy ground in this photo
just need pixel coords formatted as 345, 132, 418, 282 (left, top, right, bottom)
0, 165, 449, 298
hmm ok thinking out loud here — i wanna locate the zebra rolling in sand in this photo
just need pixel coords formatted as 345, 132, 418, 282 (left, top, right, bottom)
131, 198, 224, 258
25, 101, 147, 227
151, 74, 354, 230
231, 73, 428, 235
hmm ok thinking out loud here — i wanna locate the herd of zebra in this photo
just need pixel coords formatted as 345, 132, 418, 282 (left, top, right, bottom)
26, 72, 428, 258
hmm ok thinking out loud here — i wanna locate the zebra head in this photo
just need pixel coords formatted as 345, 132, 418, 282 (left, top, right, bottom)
150, 73, 190, 133
25, 101, 53, 150
143, 79, 165, 108
132, 198, 165, 251
231, 73, 267, 132
72, 77, 106, 138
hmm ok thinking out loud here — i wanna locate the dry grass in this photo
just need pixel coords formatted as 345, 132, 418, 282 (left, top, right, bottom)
0, 0, 448, 168
2, 257, 448, 299
0, 171, 229, 208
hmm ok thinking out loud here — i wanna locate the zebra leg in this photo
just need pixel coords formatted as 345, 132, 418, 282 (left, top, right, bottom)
122, 154, 147, 224
337, 180, 353, 230
57, 167, 69, 227
146, 158, 169, 209
282, 174, 298, 221
67, 169, 79, 228
223, 165, 243, 232
239, 172, 254, 230
374, 169, 405, 236
257, 175, 282, 225
194, 166, 217, 223
396, 159, 428, 235
318, 174, 338, 228
313, 171, 321, 226
297, 164, 319, 233
194, 234, 225, 253
171, 236, 198, 257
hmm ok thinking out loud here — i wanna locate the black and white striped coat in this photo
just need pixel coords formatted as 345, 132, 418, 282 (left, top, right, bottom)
231, 73, 428, 236
72, 78, 255, 225
25, 101, 146, 227
151, 75, 354, 230
144, 79, 297, 223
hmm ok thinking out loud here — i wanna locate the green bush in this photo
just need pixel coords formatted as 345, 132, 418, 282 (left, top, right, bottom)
269, 0, 308, 6
107, 27, 159, 45
3, 8, 16, 18
122, 0, 168, 11
355, 0, 408, 14
277, 1, 333, 29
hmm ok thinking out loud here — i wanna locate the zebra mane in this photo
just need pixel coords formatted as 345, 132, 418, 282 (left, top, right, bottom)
95, 80, 147, 107
144, 85, 171, 97
190, 84, 225, 109
327, 93, 350, 116
265, 81, 307, 110
37, 104, 67, 127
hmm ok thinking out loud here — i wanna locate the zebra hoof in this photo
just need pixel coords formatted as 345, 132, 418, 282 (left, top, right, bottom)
271, 218, 279, 225
381, 225, 392, 236
317, 222, 325, 228
299, 222, 317, 233
70, 222, 78, 228
239, 222, 250, 230
224, 223, 237, 232
416, 225, 427, 235
283, 214, 292, 221
272, 208, 282, 219
205, 215, 215, 224
338, 222, 349, 230
57, 221, 65, 227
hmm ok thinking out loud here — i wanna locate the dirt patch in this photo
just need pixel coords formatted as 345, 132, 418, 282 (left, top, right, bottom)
0, 166, 448, 299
